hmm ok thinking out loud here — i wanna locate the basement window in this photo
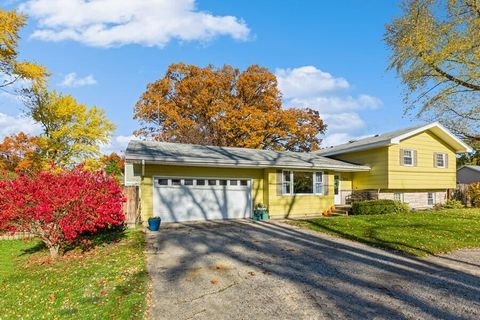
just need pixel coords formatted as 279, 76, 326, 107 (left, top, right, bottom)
394, 192, 404, 203
428, 192, 435, 205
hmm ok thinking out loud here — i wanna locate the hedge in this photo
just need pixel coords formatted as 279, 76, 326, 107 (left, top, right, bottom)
351, 199, 410, 215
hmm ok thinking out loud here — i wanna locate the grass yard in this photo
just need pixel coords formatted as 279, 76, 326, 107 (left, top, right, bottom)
0, 229, 148, 320
291, 209, 480, 256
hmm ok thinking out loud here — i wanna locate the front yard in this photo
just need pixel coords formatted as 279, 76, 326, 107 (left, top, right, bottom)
291, 209, 480, 256
0, 229, 148, 319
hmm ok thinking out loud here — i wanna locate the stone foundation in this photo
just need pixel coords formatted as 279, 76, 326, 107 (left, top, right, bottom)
378, 191, 447, 209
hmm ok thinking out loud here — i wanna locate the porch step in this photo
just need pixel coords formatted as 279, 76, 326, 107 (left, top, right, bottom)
331, 205, 351, 216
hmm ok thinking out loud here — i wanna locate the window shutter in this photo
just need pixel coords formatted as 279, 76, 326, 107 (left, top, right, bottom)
445, 154, 449, 168
276, 170, 283, 196
399, 149, 404, 166
323, 173, 329, 195
433, 152, 438, 168
413, 150, 418, 167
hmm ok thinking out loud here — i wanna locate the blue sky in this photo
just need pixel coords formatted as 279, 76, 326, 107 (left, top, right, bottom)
0, 0, 419, 153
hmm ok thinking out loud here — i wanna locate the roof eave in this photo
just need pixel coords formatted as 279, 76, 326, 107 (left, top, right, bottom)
124, 157, 371, 172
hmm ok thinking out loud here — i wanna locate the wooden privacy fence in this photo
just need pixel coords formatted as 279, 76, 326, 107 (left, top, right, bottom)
450, 184, 471, 207
123, 186, 140, 226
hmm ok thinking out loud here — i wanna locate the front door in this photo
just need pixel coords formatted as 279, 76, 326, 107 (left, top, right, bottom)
334, 175, 341, 205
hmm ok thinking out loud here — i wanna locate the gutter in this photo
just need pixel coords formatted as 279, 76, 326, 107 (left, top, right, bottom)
124, 158, 371, 172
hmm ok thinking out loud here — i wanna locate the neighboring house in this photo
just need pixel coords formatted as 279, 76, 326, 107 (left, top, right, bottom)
457, 165, 480, 184
125, 122, 471, 223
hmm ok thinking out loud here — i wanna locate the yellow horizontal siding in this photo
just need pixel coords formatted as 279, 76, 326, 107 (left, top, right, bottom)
332, 148, 389, 189
388, 131, 456, 189
340, 172, 353, 191
265, 168, 335, 218
140, 165, 265, 222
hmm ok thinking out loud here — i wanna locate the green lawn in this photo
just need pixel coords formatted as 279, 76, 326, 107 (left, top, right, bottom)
0, 229, 148, 320
291, 209, 480, 256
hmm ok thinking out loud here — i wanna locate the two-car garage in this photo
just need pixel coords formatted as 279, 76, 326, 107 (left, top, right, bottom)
152, 176, 252, 222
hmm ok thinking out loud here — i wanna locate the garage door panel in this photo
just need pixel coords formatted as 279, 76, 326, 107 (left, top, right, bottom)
153, 178, 252, 222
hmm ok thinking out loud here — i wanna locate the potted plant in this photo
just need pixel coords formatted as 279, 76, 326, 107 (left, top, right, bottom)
253, 203, 269, 220
148, 216, 161, 231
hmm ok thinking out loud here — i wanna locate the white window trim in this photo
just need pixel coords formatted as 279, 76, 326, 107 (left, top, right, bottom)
282, 170, 324, 196
402, 149, 415, 167
394, 192, 404, 203
435, 153, 447, 168
427, 192, 435, 206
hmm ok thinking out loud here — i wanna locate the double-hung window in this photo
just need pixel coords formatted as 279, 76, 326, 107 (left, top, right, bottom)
402, 149, 414, 166
427, 192, 435, 206
282, 171, 324, 195
394, 192, 404, 203
435, 153, 447, 168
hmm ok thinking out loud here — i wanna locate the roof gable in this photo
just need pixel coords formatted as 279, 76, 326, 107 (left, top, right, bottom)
318, 122, 472, 156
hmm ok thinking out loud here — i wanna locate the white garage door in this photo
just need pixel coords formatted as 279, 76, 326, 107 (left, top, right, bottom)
153, 177, 252, 222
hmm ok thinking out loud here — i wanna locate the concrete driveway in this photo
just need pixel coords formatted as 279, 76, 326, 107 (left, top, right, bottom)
146, 220, 480, 320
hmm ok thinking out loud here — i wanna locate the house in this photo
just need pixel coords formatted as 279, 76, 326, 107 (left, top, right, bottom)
457, 165, 480, 184
125, 122, 471, 223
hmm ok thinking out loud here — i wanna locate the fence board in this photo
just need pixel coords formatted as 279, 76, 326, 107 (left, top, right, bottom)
123, 186, 140, 226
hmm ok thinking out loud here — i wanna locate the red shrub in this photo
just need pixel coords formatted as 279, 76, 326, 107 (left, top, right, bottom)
0, 168, 125, 257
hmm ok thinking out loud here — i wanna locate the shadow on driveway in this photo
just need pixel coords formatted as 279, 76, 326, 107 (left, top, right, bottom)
147, 220, 480, 320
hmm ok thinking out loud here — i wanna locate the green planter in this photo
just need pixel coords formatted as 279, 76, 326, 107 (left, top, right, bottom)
252, 208, 269, 221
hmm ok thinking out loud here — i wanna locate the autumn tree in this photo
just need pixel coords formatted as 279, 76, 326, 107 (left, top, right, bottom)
385, 0, 480, 145
100, 152, 125, 176
0, 9, 47, 92
0, 132, 43, 174
0, 168, 125, 257
134, 63, 326, 152
27, 89, 115, 166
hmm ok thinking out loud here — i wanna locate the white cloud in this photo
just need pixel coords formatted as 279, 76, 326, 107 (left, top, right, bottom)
276, 66, 349, 99
276, 66, 383, 147
100, 135, 135, 154
20, 0, 251, 48
322, 112, 365, 133
290, 94, 382, 113
59, 72, 97, 87
0, 113, 42, 139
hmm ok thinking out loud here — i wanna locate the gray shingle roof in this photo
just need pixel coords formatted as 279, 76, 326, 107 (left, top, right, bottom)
125, 140, 370, 171
459, 165, 480, 173
317, 124, 428, 156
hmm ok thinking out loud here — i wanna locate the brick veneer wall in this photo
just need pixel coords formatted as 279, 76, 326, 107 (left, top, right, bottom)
378, 191, 447, 209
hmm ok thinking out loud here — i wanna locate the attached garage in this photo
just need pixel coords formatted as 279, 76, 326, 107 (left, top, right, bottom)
153, 176, 252, 222
125, 140, 371, 223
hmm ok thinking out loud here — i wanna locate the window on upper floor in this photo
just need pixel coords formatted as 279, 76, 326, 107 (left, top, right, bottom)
434, 153, 448, 168
401, 149, 416, 166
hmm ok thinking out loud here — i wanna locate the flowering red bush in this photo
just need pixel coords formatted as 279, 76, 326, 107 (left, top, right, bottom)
0, 168, 125, 257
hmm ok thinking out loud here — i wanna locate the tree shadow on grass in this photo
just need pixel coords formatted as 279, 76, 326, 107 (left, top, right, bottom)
20, 225, 128, 256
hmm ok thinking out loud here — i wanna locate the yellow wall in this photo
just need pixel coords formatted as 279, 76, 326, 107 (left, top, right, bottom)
330, 130, 457, 190
388, 131, 456, 189
140, 165, 265, 222
340, 172, 353, 191
331, 148, 389, 189
139, 165, 338, 221
264, 168, 335, 218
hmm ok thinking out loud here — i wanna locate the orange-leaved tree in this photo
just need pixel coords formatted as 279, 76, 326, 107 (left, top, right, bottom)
0, 132, 43, 175
134, 63, 326, 152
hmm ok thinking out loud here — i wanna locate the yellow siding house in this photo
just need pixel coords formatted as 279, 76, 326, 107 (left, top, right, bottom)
125, 122, 471, 222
